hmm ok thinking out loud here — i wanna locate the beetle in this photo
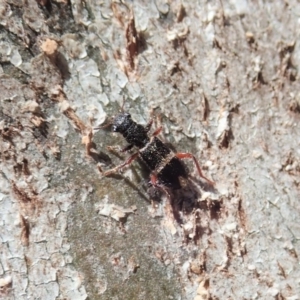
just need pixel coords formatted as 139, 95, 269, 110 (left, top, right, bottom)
96, 112, 214, 197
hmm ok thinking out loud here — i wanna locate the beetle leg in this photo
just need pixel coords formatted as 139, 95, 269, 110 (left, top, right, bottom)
145, 119, 153, 132
175, 152, 215, 185
107, 144, 133, 153
145, 120, 162, 137
146, 111, 163, 136
150, 173, 171, 200
152, 127, 162, 136
120, 144, 134, 152
102, 152, 139, 176
151, 126, 162, 137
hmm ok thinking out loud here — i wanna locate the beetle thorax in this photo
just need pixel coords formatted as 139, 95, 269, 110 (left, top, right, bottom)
112, 113, 149, 148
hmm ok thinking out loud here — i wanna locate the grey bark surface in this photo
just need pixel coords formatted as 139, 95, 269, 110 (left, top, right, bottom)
0, 1, 300, 299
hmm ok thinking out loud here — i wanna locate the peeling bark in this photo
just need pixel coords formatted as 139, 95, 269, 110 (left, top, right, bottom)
0, 1, 300, 299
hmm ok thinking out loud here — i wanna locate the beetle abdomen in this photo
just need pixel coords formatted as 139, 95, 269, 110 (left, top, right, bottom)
140, 137, 187, 189
157, 157, 187, 189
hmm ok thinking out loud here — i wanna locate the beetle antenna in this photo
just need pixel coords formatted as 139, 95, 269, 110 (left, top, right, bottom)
94, 116, 114, 130
120, 95, 126, 113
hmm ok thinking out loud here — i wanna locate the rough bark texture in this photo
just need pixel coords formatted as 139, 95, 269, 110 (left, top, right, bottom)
0, 1, 299, 299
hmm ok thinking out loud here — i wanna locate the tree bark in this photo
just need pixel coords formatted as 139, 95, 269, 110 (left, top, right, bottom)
0, 0, 299, 299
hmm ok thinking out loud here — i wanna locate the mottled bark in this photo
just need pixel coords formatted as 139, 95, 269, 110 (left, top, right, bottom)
0, 1, 299, 299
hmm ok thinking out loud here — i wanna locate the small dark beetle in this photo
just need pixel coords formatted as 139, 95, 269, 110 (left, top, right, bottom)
98, 112, 214, 196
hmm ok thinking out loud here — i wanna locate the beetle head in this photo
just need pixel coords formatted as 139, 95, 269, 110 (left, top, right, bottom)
112, 113, 132, 133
